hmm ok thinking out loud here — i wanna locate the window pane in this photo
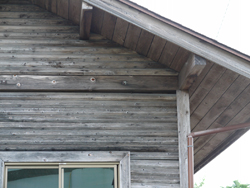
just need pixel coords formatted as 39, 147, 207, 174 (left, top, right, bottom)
63, 168, 114, 188
7, 169, 59, 188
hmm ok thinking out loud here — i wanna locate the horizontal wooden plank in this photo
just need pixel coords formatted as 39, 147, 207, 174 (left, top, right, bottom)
0, 25, 80, 32
2, 0, 31, 4
0, 67, 177, 76
0, 115, 177, 124
0, 11, 64, 19
0, 56, 152, 62
131, 160, 179, 168
1, 106, 176, 114
0, 101, 177, 110
0, 38, 121, 47
0, 32, 80, 39
131, 183, 180, 188
0, 75, 178, 91
1, 144, 178, 152
0, 53, 150, 62
131, 174, 179, 181
0, 60, 165, 69
131, 166, 179, 175
1, 109, 176, 117
0, 136, 178, 145
0, 122, 177, 130
0, 46, 137, 54
0, 4, 45, 11
0, 19, 76, 26
131, 179, 179, 185
0, 92, 176, 101
130, 152, 178, 160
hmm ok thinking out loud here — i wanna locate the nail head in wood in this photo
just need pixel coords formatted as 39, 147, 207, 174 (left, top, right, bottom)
122, 80, 127, 86
90, 77, 96, 82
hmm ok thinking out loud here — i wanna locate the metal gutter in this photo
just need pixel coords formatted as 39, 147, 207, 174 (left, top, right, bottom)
118, 0, 250, 62
187, 122, 250, 188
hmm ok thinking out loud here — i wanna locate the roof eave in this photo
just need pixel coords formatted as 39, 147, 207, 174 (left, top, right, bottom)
84, 0, 250, 78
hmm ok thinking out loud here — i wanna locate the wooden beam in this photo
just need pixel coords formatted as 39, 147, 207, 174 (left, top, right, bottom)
177, 90, 191, 188
179, 54, 206, 90
0, 75, 178, 92
83, 0, 250, 79
80, 2, 93, 40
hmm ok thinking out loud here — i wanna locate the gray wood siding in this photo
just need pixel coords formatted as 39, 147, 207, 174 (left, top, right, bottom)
0, 1, 180, 187
0, 92, 179, 187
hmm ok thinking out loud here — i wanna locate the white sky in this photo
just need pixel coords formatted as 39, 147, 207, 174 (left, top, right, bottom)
130, 0, 250, 187
130, 0, 250, 56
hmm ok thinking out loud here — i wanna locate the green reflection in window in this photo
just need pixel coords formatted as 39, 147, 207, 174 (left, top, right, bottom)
7, 169, 59, 188
63, 168, 114, 188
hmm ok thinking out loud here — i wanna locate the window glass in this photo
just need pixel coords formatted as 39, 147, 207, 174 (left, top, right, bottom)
7, 168, 59, 188
63, 168, 114, 188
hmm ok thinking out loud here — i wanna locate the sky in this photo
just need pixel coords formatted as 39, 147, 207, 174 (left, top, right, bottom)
130, 0, 250, 187
130, 0, 250, 56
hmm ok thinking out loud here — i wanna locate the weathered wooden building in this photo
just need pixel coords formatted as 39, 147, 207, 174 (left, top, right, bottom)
0, 0, 250, 188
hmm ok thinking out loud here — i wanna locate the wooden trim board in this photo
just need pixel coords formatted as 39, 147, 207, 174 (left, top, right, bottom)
177, 90, 190, 188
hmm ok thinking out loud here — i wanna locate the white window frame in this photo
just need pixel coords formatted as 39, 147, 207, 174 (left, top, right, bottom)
0, 151, 130, 188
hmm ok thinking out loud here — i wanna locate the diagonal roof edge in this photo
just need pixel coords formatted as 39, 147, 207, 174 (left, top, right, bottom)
84, 0, 250, 78
119, 0, 250, 62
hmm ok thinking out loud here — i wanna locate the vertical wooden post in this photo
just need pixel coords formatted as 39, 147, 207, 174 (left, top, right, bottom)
80, 2, 93, 40
177, 90, 191, 188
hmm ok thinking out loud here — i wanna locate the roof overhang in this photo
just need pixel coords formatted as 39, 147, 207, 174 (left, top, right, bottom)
84, 0, 250, 78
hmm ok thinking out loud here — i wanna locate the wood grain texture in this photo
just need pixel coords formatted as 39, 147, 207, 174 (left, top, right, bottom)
191, 69, 239, 130
69, 0, 82, 24
101, 12, 117, 40
91, 7, 104, 33
0, 92, 179, 187
170, 48, 190, 72
193, 75, 250, 137
33, 0, 45, 8
80, 4, 93, 40
0, 2, 180, 188
0, 151, 130, 188
189, 61, 214, 97
57, 0, 68, 19
135, 30, 154, 56
147, 36, 166, 62
179, 54, 206, 90
177, 90, 190, 188
84, 0, 250, 79
0, 75, 178, 91
0, 32, 80, 39
194, 128, 249, 173
0, 18, 75, 26
0, 12, 61, 19
194, 101, 250, 168
112, 17, 129, 45
193, 82, 250, 156
48, 0, 57, 14
124, 24, 141, 51
0, 25, 79, 33
190, 64, 227, 115
0, 4, 45, 11
158, 42, 179, 67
